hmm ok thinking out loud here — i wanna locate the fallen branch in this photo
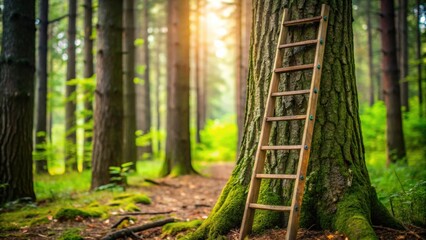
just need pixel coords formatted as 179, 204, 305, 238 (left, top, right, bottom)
144, 178, 178, 187
101, 218, 176, 240
115, 210, 174, 216
111, 216, 130, 229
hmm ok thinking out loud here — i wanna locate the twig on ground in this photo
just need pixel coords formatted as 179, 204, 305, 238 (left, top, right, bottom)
194, 204, 210, 208
373, 225, 423, 239
114, 210, 174, 216
111, 216, 130, 229
101, 218, 176, 240
144, 178, 178, 187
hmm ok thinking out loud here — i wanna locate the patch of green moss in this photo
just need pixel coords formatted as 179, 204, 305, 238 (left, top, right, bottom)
334, 187, 378, 240
0, 221, 20, 231
58, 228, 83, 240
30, 216, 50, 226
107, 200, 123, 207
252, 180, 283, 233
55, 207, 102, 221
186, 177, 246, 240
88, 201, 100, 207
113, 193, 133, 200
162, 220, 203, 236
131, 194, 151, 205
124, 203, 141, 212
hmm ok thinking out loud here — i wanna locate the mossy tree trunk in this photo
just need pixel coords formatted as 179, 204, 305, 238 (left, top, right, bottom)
0, 0, 36, 203
189, 1, 402, 239
91, 0, 123, 190
161, 0, 196, 177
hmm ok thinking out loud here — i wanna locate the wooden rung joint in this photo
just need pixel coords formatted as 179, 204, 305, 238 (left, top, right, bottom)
279, 40, 317, 49
283, 16, 322, 26
261, 145, 302, 150
256, 174, 297, 179
275, 64, 314, 73
271, 90, 310, 97
266, 115, 306, 121
249, 203, 291, 211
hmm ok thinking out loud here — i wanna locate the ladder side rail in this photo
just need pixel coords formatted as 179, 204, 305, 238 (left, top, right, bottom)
286, 4, 330, 240
239, 8, 291, 240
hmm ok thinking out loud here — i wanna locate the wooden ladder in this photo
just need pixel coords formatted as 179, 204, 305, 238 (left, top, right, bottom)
239, 4, 330, 240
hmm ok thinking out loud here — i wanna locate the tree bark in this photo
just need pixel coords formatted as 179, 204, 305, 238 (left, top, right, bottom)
381, 0, 406, 165
398, 0, 409, 111
367, 0, 374, 107
0, 0, 36, 203
83, 0, 94, 170
91, 0, 123, 190
155, 20, 163, 153
65, 0, 78, 171
123, 0, 137, 169
161, 0, 195, 176
416, 0, 423, 116
35, 0, 49, 174
189, 1, 402, 239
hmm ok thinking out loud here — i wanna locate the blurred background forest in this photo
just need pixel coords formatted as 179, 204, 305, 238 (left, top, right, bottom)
0, 0, 426, 228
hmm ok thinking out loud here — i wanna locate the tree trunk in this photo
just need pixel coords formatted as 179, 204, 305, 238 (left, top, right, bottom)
237, 0, 252, 149
161, 0, 195, 176
398, 0, 409, 111
83, 0, 94, 170
65, 0, 78, 171
381, 0, 406, 165
35, 0, 49, 174
136, 0, 153, 159
0, 0, 36, 204
155, 21, 163, 153
123, 0, 137, 169
367, 0, 374, 107
189, 1, 402, 239
142, 0, 153, 157
195, 0, 202, 144
416, 0, 423, 116
91, 0, 123, 190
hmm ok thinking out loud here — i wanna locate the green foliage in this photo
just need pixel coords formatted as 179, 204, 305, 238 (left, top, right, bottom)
193, 116, 237, 162
58, 228, 83, 240
361, 99, 426, 226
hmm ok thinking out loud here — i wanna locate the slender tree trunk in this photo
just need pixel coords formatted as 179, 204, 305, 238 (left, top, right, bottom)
417, 0, 423, 116
83, 0, 94, 170
35, 0, 49, 174
91, 0, 123, 190
398, 0, 409, 111
236, 0, 243, 147
195, 0, 202, 143
367, 0, 375, 106
237, 0, 252, 148
155, 22, 162, 153
0, 0, 36, 204
143, 0, 153, 156
162, 0, 195, 176
123, 0, 137, 169
381, 0, 406, 165
189, 1, 402, 239
65, 0, 78, 171
200, 1, 208, 128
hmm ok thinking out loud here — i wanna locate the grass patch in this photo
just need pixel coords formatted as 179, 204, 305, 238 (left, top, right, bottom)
58, 228, 83, 240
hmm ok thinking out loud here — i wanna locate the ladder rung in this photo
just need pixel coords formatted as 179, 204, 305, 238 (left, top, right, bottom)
266, 115, 306, 121
275, 64, 314, 73
271, 89, 310, 97
249, 203, 291, 211
256, 174, 297, 179
283, 16, 322, 26
261, 145, 302, 150
279, 40, 317, 49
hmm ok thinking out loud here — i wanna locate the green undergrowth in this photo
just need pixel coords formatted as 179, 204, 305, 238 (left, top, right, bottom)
162, 220, 203, 237
58, 228, 83, 240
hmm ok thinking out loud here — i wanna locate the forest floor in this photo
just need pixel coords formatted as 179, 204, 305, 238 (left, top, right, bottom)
1, 162, 425, 240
